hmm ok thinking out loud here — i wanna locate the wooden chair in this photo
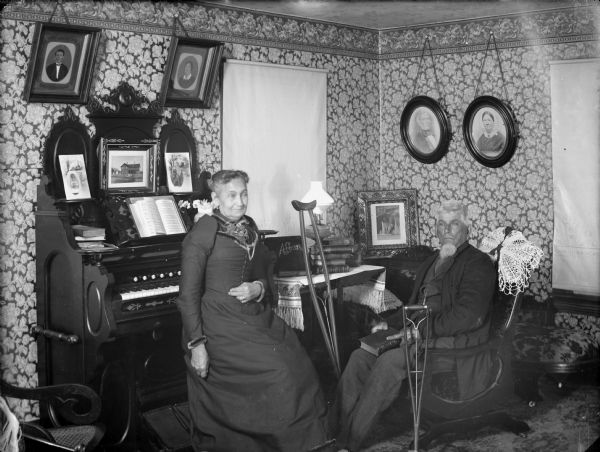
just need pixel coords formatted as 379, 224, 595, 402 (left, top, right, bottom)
1, 381, 104, 451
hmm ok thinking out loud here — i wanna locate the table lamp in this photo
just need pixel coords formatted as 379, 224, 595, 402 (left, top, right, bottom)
301, 181, 334, 240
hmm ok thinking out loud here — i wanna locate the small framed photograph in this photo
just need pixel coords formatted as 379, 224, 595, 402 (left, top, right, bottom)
400, 96, 452, 164
23, 23, 100, 104
160, 37, 224, 108
100, 139, 158, 193
58, 154, 91, 200
166, 152, 193, 193
463, 96, 519, 168
357, 189, 420, 257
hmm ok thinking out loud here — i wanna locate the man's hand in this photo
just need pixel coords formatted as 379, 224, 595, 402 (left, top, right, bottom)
370, 321, 388, 333
385, 327, 418, 341
190, 344, 209, 379
228, 281, 262, 303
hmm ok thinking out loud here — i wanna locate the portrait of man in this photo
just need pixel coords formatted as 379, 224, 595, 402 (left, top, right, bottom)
474, 109, 506, 157
45, 47, 70, 83
409, 107, 440, 154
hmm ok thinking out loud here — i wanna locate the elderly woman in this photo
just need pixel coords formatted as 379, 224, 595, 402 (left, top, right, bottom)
176, 169, 332, 452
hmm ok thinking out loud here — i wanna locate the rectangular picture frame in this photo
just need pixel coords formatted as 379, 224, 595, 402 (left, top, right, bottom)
100, 139, 158, 194
58, 154, 92, 200
165, 151, 194, 194
160, 37, 224, 108
357, 189, 420, 257
24, 23, 101, 104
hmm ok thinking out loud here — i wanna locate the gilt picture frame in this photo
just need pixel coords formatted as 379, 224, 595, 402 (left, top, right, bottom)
400, 96, 452, 164
463, 96, 518, 168
357, 189, 420, 257
160, 37, 224, 108
23, 23, 100, 104
99, 139, 158, 194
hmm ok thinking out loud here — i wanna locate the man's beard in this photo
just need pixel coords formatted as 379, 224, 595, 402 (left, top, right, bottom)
440, 243, 457, 259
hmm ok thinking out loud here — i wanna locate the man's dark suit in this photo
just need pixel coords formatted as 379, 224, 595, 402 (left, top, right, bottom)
46, 63, 68, 82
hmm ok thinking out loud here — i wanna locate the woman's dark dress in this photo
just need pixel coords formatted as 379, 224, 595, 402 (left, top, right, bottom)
177, 213, 330, 452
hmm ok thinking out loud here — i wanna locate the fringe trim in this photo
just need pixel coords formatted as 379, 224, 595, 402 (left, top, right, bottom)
275, 306, 304, 330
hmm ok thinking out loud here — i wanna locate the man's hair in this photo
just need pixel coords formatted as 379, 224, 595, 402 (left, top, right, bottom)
54, 49, 65, 56
209, 170, 249, 191
482, 111, 494, 122
437, 200, 470, 227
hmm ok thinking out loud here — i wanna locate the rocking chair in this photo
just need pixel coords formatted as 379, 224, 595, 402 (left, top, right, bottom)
1, 380, 104, 451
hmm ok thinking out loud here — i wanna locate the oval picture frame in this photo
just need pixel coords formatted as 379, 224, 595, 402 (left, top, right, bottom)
400, 95, 452, 164
463, 96, 518, 168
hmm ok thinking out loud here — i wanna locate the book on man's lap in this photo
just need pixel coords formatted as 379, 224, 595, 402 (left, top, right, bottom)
359, 328, 403, 356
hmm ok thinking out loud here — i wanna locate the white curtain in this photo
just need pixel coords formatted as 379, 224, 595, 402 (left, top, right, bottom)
222, 60, 327, 235
550, 58, 600, 295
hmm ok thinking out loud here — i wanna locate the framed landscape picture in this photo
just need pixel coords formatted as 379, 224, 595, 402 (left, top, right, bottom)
357, 189, 420, 257
160, 37, 224, 108
99, 139, 158, 193
23, 23, 100, 104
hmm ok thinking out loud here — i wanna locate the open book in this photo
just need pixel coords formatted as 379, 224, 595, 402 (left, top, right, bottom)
127, 195, 187, 238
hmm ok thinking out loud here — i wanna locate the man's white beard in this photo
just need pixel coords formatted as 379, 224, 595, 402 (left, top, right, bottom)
440, 243, 457, 259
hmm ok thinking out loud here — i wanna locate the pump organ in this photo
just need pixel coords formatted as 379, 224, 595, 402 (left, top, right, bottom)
35, 83, 209, 450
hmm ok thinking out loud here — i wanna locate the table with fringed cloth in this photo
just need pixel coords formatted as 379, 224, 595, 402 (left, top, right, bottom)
274, 265, 403, 330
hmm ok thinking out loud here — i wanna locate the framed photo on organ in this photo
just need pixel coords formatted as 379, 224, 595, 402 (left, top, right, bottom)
23, 23, 100, 104
99, 139, 158, 194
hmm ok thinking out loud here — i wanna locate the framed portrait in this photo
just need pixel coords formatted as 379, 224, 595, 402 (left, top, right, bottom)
58, 154, 92, 200
165, 151, 193, 193
23, 23, 100, 104
357, 189, 420, 257
160, 37, 224, 108
400, 96, 452, 164
99, 139, 158, 193
463, 96, 519, 168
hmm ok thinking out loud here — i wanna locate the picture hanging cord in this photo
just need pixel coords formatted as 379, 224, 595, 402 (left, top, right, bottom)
474, 32, 509, 100
411, 36, 444, 101
171, 13, 190, 38
47, 0, 70, 26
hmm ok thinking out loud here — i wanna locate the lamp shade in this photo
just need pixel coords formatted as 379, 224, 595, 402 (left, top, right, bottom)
301, 181, 333, 207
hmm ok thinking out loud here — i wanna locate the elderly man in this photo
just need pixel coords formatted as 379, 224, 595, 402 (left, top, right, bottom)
332, 200, 496, 452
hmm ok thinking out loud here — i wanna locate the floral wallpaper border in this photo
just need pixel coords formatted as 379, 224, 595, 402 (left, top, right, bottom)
3, 2, 598, 59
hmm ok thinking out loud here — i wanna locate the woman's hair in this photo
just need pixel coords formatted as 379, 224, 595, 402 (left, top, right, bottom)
482, 111, 495, 122
209, 170, 249, 191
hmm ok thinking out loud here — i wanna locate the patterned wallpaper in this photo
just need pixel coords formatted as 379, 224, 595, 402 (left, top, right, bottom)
0, 1, 597, 419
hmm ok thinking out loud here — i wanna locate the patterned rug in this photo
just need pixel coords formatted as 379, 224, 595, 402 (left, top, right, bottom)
359, 376, 600, 452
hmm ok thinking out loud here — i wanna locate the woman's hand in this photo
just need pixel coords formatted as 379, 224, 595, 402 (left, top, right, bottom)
228, 281, 263, 303
385, 327, 418, 341
190, 344, 209, 379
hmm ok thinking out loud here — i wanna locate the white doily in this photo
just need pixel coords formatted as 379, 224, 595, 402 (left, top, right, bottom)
479, 227, 544, 295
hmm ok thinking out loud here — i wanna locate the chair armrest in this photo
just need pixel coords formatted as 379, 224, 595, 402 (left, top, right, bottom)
1, 381, 101, 425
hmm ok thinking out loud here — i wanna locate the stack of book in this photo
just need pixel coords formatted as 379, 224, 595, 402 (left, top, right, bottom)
310, 237, 362, 274
72, 225, 107, 250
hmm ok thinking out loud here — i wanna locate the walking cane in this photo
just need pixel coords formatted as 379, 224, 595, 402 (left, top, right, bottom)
402, 304, 430, 452
291, 200, 341, 378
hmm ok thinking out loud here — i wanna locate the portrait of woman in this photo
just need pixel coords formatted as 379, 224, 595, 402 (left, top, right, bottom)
473, 108, 507, 157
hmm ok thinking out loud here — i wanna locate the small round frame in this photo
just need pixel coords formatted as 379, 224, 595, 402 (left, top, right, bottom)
463, 96, 518, 168
400, 96, 452, 164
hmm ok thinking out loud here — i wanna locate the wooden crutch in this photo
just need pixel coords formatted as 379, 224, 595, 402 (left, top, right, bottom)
291, 199, 341, 378
402, 304, 430, 452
